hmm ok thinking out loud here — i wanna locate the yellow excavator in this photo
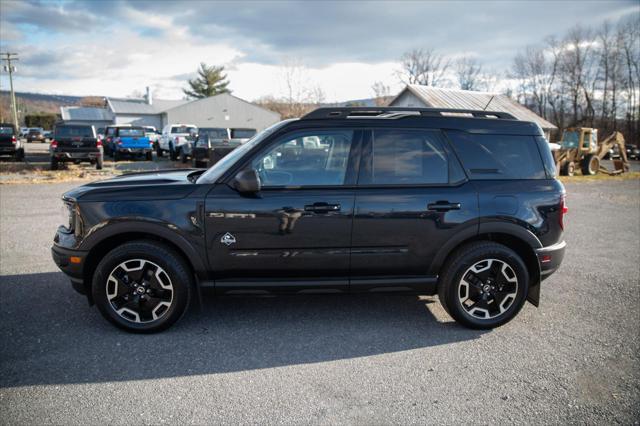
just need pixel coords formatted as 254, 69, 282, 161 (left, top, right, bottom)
555, 128, 629, 176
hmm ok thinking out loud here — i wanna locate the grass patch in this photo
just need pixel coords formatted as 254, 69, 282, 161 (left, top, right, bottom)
558, 171, 640, 183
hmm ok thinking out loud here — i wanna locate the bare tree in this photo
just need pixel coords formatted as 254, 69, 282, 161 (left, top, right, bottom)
371, 81, 391, 106
397, 48, 451, 87
454, 57, 483, 90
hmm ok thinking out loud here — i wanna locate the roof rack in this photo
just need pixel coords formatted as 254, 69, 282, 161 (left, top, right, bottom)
301, 107, 516, 120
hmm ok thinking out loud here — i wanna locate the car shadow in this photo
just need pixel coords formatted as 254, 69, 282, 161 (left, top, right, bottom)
0, 272, 486, 388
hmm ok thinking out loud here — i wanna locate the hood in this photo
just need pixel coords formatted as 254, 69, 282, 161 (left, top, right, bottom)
64, 169, 205, 202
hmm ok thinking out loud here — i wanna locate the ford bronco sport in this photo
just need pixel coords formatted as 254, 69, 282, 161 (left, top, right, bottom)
52, 107, 566, 333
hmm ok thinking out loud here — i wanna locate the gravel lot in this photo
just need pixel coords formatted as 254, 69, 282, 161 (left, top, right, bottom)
0, 179, 638, 424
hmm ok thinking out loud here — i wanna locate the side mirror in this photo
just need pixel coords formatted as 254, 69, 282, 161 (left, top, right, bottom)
233, 169, 261, 194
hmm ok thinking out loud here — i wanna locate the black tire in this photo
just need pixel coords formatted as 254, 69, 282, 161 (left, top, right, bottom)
156, 144, 163, 157
581, 154, 599, 175
438, 241, 529, 329
180, 149, 187, 163
560, 161, 575, 176
145, 151, 153, 161
50, 157, 59, 170
169, 143, 177, 161
14, 148, 24, 162
96, 155, 103, 170
113, 151, 120, 162
92, 240, 192, 333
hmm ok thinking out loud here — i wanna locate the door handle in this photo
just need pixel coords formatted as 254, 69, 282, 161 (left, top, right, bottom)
427, 201, 461, 211
304, 202, 341, 213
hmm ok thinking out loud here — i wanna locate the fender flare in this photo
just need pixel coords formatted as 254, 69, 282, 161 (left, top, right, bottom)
80, 220, 208, 279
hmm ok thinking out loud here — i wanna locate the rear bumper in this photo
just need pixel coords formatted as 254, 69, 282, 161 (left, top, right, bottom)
115, 147, 152, 154
537, 240, 566, 280
0, 145, 19, 155
52, 151, 101, 161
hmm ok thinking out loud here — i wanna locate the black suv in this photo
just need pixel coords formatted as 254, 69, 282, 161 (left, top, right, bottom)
0, 123, 24, 161
52, 107, 566, 333
50, 124, 104, 170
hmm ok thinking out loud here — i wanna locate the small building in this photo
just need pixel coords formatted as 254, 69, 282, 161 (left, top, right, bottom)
389, 85, 557, 139
61, 88, 280, 133
59, 106, 113, 130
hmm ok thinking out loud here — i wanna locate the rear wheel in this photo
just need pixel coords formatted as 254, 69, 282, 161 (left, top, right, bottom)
438, 242, 529, 329
145, 151, 153, 161
581, 154, 600, 175
113, 151, 120, 162
169, 143, 177, 161
50, 157, 59, 170
180, 149, 187, 163
156, 144, 163, 157
96, 155, 103, 170
14, 148, 24, 162
92, 241, 192, 333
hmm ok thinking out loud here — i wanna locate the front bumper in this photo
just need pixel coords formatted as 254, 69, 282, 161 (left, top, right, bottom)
537, 240, 566, 280
52, 230, 88, 295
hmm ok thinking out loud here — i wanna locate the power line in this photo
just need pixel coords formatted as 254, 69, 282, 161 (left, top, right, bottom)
1, 52, 20, 127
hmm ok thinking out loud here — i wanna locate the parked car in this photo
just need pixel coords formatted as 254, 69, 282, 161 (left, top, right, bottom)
49, 124, 103, 170
0, 123, 24, 161
142, 126, 161, 146
158, 123, 197, 160
625, 144, 640, 160
102, 124, 131, 156
109, 126, 153, 161
184, 127, 241, 168
43, 130, 53, 141
51, 107, 567, 333
19, 127, 29, 137
26, 128, 46, 143
229, 128, 257, 144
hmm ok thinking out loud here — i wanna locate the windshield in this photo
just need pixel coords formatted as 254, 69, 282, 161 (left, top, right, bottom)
561, 131, 580, 149
55, 126, 94, 138
231, 128, 257, 139
0, 126, 14, 135
119, 128, 145, 137
197, 120, 294, 184
171, 126, 196, 134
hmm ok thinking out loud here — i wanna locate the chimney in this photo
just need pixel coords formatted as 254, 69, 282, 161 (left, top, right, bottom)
145, 86, 153, 105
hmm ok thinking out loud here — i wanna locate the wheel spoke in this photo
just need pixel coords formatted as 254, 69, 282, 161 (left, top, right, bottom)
458, 258, 518, 320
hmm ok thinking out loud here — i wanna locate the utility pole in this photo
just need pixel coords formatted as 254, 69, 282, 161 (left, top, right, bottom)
1, 52, 19, 127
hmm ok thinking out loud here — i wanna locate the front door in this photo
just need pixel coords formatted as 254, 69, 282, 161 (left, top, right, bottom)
205, 128, 362, 293
350, 128, 479, 290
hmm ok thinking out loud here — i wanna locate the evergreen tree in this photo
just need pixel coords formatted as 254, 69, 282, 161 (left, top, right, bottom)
183, 63, 230, 99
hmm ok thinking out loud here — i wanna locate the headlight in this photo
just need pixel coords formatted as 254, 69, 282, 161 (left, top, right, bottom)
61, 200, 75, 232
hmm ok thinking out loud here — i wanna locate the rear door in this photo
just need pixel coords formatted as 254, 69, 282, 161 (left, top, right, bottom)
205, 128, 362, 293
55, 126, 98, 153
350, 128, 479, 290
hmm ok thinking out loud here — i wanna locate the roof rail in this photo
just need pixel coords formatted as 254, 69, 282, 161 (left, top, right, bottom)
301, 107, 516, 120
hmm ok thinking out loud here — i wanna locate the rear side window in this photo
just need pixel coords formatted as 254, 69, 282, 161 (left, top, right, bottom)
446, 131, 546, 180
0, 126, 14, 135
360, 129, 450, 185
55, 126, 94, 138
231, 128, 256, 139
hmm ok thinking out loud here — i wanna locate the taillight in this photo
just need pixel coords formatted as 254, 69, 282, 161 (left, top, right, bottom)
559, 195, 568, 230
106, 137, 112, 143
11, 136, 16, 144
116, 137, 122, 145
96, 139, 102, 147
50, 140, 58, 149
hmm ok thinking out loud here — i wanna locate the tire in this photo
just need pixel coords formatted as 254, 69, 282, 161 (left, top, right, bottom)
180, 149, 187, 163
92, 240, 192, 333
581, 154, 599, 175
113, 151, 120, 162
560, 161, 575, 176
96, 155, 103, 170
145, 151, 153, 161
14, 148, 24, 162
438, 241, 529, 329
156, 144, 163, 157
169, 143, 177, 161
50, 157, 59, 170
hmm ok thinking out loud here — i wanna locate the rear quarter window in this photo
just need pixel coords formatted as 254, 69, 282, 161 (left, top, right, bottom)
446, 131, 547, 180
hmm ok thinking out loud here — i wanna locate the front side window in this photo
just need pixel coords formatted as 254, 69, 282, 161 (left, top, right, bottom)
360, 129, 450, 185
252, 130, 354, 187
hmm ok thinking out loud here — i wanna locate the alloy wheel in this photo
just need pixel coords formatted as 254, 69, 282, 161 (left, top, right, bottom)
106, 259, 174, 323
458, 258, 518, 319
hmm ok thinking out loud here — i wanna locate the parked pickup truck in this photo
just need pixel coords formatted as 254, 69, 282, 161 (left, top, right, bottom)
0, 123, 24, 161
109, 126, 153, 161
50, 124, 103, 170
158, 123, 197, 161
184, 127, 241, 168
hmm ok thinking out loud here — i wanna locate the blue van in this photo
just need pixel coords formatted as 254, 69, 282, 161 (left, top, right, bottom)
107, 126, 153, 161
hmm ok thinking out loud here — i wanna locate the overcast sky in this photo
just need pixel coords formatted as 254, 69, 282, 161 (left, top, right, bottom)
0, 0, 638, 102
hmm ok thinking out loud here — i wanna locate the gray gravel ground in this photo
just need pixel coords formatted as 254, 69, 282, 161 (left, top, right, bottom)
0, 179, 639, 425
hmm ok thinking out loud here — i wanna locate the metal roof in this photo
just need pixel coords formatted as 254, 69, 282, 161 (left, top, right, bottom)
390, 85, 557, 130
106, 98, 188, 115
60, 106, 112, 121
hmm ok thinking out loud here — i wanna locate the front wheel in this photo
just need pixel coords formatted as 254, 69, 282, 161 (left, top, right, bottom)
92, 241, 192, 333
438, 242, 529, 329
